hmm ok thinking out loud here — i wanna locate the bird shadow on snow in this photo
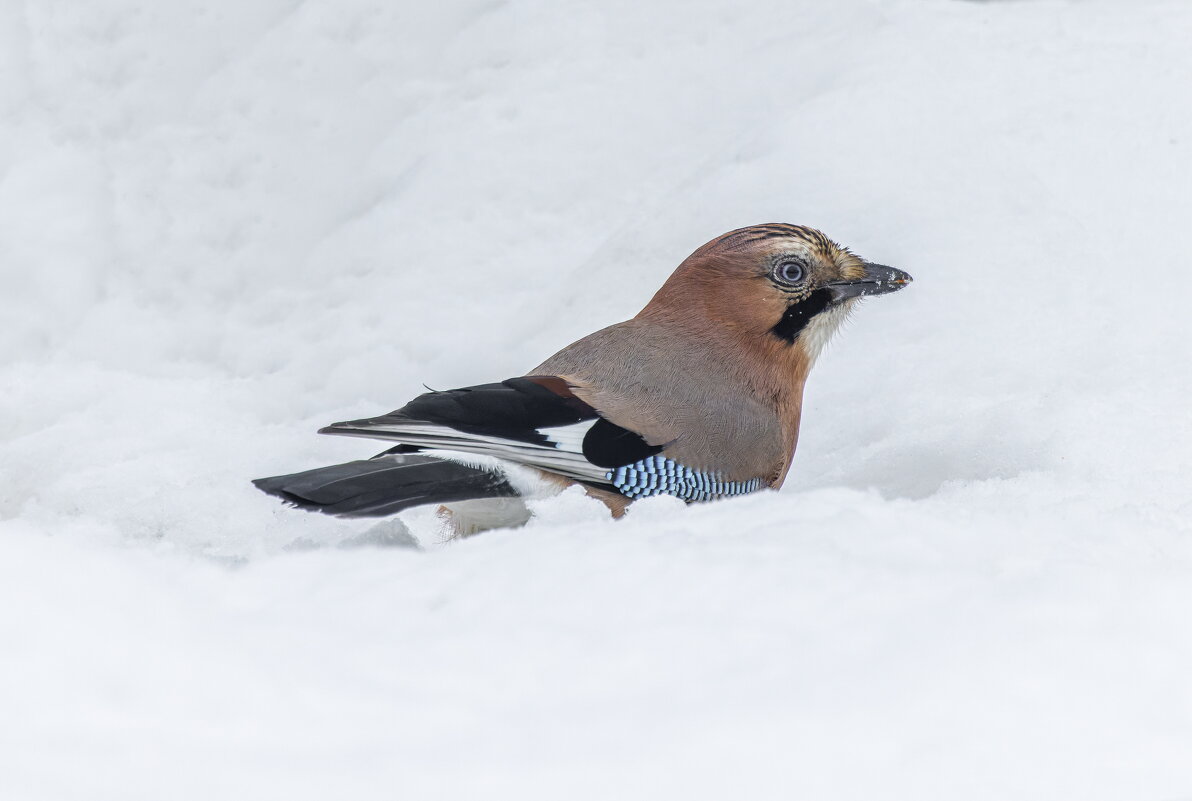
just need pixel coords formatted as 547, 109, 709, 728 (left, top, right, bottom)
280, 517, 423, 553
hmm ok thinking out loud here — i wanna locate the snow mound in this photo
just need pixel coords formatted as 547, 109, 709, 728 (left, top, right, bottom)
2, 1, 1191, 799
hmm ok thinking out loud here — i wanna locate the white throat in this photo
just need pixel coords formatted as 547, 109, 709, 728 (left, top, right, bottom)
797, 299, 856, 362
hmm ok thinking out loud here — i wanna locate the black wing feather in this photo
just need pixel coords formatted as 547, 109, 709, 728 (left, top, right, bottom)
320, 375, 661, 480
253, 453, 518, 517
393, 377, 596, 445
582, 417, 662, 467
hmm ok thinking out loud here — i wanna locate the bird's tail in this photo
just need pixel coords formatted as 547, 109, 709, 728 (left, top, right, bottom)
252, 452, 520, 518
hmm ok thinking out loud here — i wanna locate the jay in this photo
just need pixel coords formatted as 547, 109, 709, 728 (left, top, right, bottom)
254, 224, 911, 533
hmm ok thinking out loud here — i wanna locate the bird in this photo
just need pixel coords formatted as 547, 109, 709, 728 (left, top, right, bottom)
253, 223, 912, 534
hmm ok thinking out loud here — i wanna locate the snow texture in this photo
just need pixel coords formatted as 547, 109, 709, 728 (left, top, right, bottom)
2, 0, 1192, 799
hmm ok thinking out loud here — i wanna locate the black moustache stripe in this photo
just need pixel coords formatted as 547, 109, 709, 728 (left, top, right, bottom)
770, 289, 834, 344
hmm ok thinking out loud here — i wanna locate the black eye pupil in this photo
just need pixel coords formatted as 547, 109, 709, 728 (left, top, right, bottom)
778, 262, 804, 284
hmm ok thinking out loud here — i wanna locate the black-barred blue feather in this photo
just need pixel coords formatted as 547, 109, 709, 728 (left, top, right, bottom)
608, 455, 764, 501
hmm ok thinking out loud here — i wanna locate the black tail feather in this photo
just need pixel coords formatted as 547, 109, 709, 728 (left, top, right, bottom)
252, 453, 519, 518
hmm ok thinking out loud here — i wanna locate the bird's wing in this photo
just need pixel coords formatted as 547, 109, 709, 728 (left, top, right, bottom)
319, 376, 663, 485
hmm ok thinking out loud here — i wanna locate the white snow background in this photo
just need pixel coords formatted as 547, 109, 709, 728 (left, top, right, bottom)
2, 0, 1191, 798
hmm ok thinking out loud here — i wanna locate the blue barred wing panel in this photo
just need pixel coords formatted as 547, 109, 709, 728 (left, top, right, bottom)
606, 455, 764, 502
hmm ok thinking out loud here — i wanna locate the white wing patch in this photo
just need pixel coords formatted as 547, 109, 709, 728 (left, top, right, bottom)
327, 419, 608, 482
539, 419, 596, 452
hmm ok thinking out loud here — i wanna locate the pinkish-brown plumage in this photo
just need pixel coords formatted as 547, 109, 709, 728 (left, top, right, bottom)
533, 223, 901, 489
255, 224, 911, 532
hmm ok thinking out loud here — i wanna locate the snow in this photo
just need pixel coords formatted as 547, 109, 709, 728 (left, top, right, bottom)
2, 0, 1191, 798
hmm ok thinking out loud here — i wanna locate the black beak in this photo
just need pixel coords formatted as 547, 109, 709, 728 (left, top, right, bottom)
826, 262, 913, 301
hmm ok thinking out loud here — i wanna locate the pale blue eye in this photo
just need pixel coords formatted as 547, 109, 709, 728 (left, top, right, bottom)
776, 261, 805, 284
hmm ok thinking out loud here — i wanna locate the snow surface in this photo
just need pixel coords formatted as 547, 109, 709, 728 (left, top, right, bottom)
3, 0, 1192, 798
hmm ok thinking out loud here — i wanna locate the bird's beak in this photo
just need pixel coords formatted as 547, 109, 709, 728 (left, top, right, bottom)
826, 262, 913, 301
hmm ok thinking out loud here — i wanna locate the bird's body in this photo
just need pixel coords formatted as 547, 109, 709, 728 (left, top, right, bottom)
254, 224, 911, 532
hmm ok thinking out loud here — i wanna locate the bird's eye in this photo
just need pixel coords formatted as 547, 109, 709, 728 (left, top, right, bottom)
774, 261, 805, 285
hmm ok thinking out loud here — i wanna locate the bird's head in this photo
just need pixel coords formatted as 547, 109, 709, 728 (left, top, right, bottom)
640, 223, 912, 361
